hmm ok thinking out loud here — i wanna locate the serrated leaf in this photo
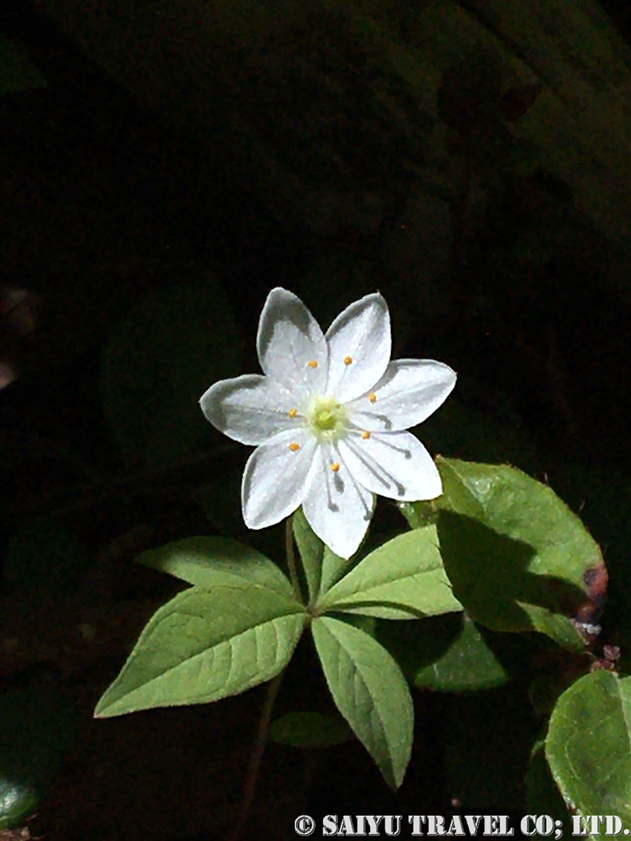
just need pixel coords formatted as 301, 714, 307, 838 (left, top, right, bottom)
137, 536, 293, 597
101, 275, 241, 468
269, 711, 353, 748
95, 583, 306, 717
317, 528, 461, 619
292, 508, 322, 602
311, 616, 413, 790
435, 458, 603, 651
546, 671, 631, 828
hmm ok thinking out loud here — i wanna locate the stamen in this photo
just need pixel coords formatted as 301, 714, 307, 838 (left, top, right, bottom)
362, 430, 371, 440
307, 359, 319, 368
369, 392, 377, 403
331, 462, 340, 472
289, 442, 301, 452
344, 356, 353, 365
288, 408, 298, 418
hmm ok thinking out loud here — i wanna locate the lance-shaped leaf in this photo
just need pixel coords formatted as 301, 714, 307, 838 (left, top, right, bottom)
316, 528, 462, 619
292, 508, 323, 602
95, 583, 306, 718
546, 670, 631, 828
137, 536, 293, 597
311, 616, 413, 790
433, 458, 605, 651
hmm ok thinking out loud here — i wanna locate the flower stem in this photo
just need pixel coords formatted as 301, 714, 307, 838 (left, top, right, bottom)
285, 514, 303, 603
227, 670, 285, 841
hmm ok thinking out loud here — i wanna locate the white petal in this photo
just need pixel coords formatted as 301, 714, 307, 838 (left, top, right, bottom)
242, 429, 317, 529
339, 431, 442, 501
302, 444, 374, 559
200, 374, 304, 445
325, 293, 391, 403
256, 288, 328, 399
347, 359, 457, 432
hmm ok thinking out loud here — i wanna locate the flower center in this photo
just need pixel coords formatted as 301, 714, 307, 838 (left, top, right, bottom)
308, 396, 348, 442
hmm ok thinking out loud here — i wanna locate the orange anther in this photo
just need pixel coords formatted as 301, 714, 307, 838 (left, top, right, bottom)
344, 356, 353, 365
362, 430, 371, 440
288, 408, 298, 418
331, 462, 340, 472
289, 442, 301, 452
307, 360, 319, 368
369, 393, 377, 403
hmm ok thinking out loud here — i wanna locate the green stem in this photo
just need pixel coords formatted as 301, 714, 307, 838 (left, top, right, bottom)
285, 514, 303, 603
227, 670, 285, 841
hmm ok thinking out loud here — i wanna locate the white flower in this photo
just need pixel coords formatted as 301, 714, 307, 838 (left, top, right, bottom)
200, 288, 456, 559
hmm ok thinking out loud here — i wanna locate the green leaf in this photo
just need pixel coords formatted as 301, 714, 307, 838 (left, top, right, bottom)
317, 527, 462, 619
0, 34, 46, 95
269, 711, 353, 749
292, 508, 322, 602
546, 670, 631, 828
4, 517, 88, 597
434, 458, 603, 651
311, 616, 413, 790
377, 612, 518, 692
526, 737, 570, 823
137, 536, 293, 597
101, 274, 241, 468
0, 687, 78, 829
95, 583, 306, 717
320, 544, 352, 597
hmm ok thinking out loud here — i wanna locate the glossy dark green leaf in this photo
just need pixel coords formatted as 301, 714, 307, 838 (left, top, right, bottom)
546, 670, 631, 827
0, 687, 78, 830
433, 458, 602, 651
101, 274, 241, 468
95, 582, 306, 717
525, 737, 569, 823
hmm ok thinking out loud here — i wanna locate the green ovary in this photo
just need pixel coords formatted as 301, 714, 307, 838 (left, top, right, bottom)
309, 397, 348, 440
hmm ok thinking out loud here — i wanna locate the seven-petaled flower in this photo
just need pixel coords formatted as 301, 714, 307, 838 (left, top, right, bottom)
200, 288, 456, 559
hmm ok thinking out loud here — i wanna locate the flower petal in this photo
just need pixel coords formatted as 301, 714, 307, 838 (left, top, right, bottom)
257, 288, 328, 398
242, 429, 317, 529
302, 444, 374, 559
325, 293, 391, 403
347, 359, 457, 432
339, 431, 442, 501
200, 374, 302, 445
